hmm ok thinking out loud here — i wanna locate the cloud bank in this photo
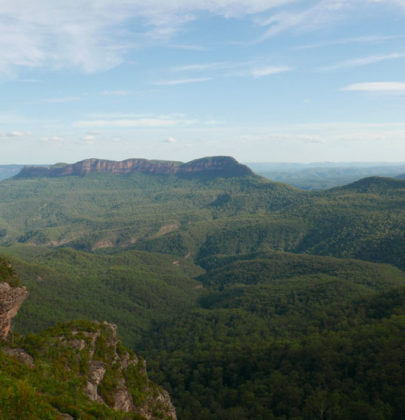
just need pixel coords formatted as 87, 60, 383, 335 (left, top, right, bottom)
1, 0, 404, 74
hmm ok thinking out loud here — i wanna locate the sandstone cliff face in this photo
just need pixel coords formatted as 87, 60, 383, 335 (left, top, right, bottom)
0, 261, 176, 419
1, 316, 177, 419
0, 282, 28, 339
65, 321, 177, 419
17, 156, 253, 179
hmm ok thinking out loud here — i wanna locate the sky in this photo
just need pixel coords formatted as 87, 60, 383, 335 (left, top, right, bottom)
1, 0, 405, 164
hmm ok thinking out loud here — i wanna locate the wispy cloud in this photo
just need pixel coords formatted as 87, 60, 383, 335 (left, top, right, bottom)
255, 0, 405, 41
1, 1, 405, 74
342, 82, 405, 93
169, 44, 209, 51
297, 35, 404, 50
82, 135, 96, 144
17, 78, 42, 83
319, 53, 405, 71
154, 77, 212, 86
41, 136, 64, 143
74, 119, 179, 128
172, 60, 293, 79
172, 62, 228, 72
42, 96, 81, 104
101, 90, 131, 96
0, 1, 294, 75
242, 133, 327, 144
251, 65, 292, 77
73, 114, 196, 128
7, 131, 26, 137
255, 0, 349, 40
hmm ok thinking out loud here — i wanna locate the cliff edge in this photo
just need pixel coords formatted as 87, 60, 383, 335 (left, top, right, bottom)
0, 258, 28, 340
0, 282, 28, 340
16, 156, 253, 179
0, 260, 176, 419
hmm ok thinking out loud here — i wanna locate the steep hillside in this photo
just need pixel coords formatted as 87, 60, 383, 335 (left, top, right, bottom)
1, 158, 405, 418
3, 159, 405, 269
0, 258, 27, 339
2, 246, 403, 418
1, 321, 176, 419
1, 246, 202, 347
0, 160, 303, 251
0, 259, 176, 419
336, 176, 405, 193
141, 251, 405, 418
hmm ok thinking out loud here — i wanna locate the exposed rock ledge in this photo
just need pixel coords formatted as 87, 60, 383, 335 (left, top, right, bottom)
0, 282, 28, 340
0, 261, 176, 419
61, 321, 177, 419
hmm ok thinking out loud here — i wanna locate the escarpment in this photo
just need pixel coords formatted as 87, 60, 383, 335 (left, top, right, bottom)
45, 321, 177, 419
0, 258, 28, 340
0, 282, 28, 340
17, 156, 253, 179
0, 260, 176, 419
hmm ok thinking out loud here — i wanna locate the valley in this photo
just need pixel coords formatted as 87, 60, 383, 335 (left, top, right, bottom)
0, 157, 404, 419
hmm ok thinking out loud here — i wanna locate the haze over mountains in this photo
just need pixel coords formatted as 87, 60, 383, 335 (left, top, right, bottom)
17, 156, 253, 178
2, 156, 405, 269
249, 162, 405, 190
2, 0, 405, 417
3, 159, 405, 190
0, 155, 404, 418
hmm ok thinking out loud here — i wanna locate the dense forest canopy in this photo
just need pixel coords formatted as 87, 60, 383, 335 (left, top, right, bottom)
0, 160, 404, 418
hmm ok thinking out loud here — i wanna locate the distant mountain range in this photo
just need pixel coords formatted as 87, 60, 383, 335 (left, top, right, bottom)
1, 156, 405, 269
17, 156, 253, 179
0, 165, 23, 181
247, 162, 405, 189
4, 159, 405, 189
1, 155, 404, 418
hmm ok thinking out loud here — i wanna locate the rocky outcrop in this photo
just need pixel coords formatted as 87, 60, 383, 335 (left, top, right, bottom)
0, 282, 28, 339
62, 321, 177, 419
3, 347, 34, 367
85, 360, 107, 403
16, 156, 253, 179
0, 260, 176, 418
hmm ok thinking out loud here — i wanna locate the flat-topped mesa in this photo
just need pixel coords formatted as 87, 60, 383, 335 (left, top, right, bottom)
16, 156, 254, 178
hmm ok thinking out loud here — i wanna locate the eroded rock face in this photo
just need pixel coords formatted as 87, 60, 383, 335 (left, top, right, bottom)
85, 360, 107, 403
3, 348, 34, 367
17, 156, 253, 179
0, 282, 28, 339
65, 322, 177, 419
0, 266, 176, 419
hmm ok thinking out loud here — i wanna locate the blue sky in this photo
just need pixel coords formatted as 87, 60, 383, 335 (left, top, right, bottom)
1, 0, 405, 163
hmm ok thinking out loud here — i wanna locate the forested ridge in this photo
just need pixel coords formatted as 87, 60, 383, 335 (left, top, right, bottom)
0, 161, 404, 418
